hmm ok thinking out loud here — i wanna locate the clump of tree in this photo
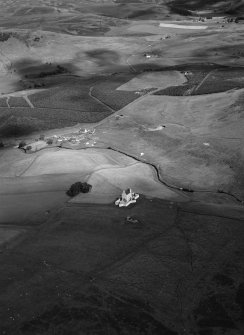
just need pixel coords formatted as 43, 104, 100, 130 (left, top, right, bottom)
25, 64, 68, 80
18, 141, 26, 149
0, 32, 13, 42
66, 182, 92, 197
26, 145, 32, 151
46, 138, 53, 145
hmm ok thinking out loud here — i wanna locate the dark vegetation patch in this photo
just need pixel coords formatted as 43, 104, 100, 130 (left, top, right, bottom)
8, 97, 30, 108
194, 44, 244, 60
195, 68, 244, 95
128, 8, 155, 19
13, 59, 77, 85
66, 182, 92, 197
20, 289, 176, 335
167, 6, 192, 16
154, 65, 244, 96
24, 64, 69, 79
0, 31, 13, 42
95, 3, 168, 20
168, 0, 244, 15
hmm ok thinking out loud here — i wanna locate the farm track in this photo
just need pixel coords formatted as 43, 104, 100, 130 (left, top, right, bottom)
27, 144, 244, 206
105, 146, 244, 204
194, 69, 218, 93
24, 95, 34, 108
89, 86, 115, 113
17, 154, 39, 177
2, 42, 244, 205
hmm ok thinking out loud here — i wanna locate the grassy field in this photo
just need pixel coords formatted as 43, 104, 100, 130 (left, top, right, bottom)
0, 2, 244, 334
88, 87, 244, 200
117, 71, 186, 91
0, 199, 243, 334
71, 162, 186, 204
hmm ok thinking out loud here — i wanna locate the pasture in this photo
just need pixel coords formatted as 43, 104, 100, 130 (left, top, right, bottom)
0, 2, 244, 334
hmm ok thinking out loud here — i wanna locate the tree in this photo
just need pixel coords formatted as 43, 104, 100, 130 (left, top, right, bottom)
26, 145, 32, 151
46, 138, 53, 145
18, 141, 26, 148
66, 182, 92, 197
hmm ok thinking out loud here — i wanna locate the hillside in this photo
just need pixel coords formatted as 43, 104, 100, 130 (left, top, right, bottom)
0, 1, 244, 335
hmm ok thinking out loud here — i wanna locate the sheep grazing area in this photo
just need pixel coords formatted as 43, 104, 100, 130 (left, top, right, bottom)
1, 1, 244, 334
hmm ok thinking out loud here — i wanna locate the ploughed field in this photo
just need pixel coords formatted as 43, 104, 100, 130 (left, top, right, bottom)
2, 63, 244, 137
0, 75, 114, 137
154, 65, 244, 96
91, 73, 140, 111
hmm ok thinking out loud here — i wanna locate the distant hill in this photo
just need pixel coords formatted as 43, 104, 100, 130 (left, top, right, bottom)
168, 0, 244, 16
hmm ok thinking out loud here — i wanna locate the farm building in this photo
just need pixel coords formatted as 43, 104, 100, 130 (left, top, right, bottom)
115, 188, 139, 207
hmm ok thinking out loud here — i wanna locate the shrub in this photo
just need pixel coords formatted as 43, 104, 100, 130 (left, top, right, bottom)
18, 141, 26, 148
0, 141, 4, 148
46, 138, 53, 145
66, 182, 92, 197
26, 145, 32, 151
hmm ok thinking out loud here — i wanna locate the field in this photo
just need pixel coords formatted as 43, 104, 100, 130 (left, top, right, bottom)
154, 66, 244, 96
0, 107, 111, 137
1, 1, 244, 334
0, 200, 243, 334
92, 73, 140, 110
117, 71, 186, 91
0, 98, 7, 107
8, 97, 30, 108
88, 87, 244, 200
71, 162, 186, 204
0, 76, 116, 136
